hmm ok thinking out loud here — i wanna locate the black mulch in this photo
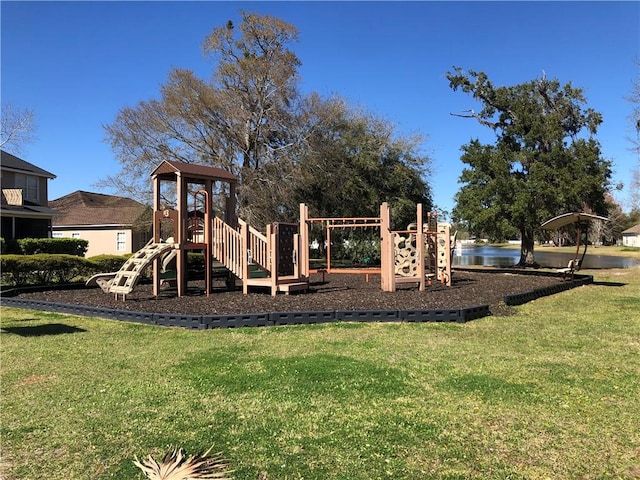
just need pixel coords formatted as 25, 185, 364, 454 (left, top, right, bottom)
13, 269, 568, 317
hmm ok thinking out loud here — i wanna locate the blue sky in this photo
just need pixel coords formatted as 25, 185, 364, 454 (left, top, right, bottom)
2, 1, 639, 216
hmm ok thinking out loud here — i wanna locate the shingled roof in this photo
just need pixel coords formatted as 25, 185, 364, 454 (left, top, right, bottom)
50, 191, 149, 227
1, 150, 56, 178
151, 160, 237, 183
622, 224, 640, 235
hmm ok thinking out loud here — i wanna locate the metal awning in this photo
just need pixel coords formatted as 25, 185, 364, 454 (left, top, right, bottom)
541, 212, 609, 230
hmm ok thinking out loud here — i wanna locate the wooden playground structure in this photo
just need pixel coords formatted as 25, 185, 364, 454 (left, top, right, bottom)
299, 203, 452, 292
94, 160, 453, 300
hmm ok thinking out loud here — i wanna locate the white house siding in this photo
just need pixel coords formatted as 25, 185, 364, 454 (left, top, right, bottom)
622, 233, 640, 247
621, 224, 640, 248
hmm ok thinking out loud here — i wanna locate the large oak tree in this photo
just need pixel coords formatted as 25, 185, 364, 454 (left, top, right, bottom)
447, 68, 612, 265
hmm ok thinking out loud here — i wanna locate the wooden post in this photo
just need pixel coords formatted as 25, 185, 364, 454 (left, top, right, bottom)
269, 224, 277, 297
575, 223, 581, 268
432, 211, 438, 285
201, 185, 211, 297
299, 203, 309, 278
326, 221, 332, 273
240, 219, 249, 295
380, 202, 395, 292
152, 174, 161, 297
265, 223, 272, 278
176, 173, 187, 297
416, 203, 425, 291
445, 224, 452, 286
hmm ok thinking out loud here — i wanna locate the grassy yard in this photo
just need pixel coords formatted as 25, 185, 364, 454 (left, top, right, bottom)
1, 268, 639, 479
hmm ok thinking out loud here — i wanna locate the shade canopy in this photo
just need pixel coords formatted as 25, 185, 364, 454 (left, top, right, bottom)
541, 212, 609, 231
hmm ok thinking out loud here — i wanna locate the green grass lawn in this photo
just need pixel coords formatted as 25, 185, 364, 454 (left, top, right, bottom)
1, 268, 639, 479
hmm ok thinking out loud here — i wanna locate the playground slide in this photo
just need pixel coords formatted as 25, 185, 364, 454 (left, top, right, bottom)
85, 272, 120, 292
86, 241, 177, 296
161, 248, 178, 272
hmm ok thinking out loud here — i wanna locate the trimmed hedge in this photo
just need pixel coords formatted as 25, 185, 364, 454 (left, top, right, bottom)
87, 254, 131, 273
1, 252, 206, 287
17, 238, 88, 256
1, 254, 94, 286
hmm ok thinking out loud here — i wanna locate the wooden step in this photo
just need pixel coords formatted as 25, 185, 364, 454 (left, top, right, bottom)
277, 282, 308, 294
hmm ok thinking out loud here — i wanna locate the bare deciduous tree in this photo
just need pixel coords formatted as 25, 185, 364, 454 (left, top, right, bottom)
103, 11, 305, 226
103, 11, 433, 227
1, 103, 37, 153
627, 59, 640, 211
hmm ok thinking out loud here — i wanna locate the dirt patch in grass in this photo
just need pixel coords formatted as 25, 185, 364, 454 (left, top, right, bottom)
15, 269, 566, 317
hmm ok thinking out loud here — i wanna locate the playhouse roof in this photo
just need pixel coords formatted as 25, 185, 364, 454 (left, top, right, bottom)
151, 160, 237, 183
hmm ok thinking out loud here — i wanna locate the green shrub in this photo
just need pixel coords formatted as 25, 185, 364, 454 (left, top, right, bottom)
1, 254, 93, 286
346, 236, 381, 266
335, 231, 381, 266
18, 238, 88, 256
88, 254, 130, 273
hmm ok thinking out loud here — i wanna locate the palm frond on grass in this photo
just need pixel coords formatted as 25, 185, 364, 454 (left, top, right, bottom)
134, 446, 233, 480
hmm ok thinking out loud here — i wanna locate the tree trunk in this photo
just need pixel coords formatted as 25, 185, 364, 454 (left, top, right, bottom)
518, 228, 538, 267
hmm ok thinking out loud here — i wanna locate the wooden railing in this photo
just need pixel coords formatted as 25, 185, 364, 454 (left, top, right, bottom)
212, 217, 272, 280
212, 216, 243, 278
247, 224, 270, 272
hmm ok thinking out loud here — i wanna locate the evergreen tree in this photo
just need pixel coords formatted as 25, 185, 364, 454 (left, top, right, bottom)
447, 68, 612, 265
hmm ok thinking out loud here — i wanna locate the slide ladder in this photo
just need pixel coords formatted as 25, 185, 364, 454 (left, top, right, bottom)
108, 240, 176, 298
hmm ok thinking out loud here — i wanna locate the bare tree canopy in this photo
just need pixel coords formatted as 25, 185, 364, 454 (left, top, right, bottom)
103, 11, 305, 225
103, 11, 433, 227
627, 59, 640, 212
1, 103, 37, 153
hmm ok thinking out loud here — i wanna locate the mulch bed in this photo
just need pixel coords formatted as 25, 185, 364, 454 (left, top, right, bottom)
12, 269, 568, 317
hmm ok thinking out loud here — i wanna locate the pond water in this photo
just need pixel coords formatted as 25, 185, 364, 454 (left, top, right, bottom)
452, 245, 640, 269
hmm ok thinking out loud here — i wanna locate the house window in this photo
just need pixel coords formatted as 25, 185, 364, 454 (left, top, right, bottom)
116, 232, 126, 252
15, 174, 39, 202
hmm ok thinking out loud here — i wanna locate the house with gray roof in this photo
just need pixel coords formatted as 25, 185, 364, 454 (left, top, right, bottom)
621, 223, 640, 248
1, 150, 60, 240
49, 190, 152, 257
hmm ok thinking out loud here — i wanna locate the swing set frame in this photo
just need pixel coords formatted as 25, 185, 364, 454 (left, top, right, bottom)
305, 213, 383, 280
298, 203, 452, 292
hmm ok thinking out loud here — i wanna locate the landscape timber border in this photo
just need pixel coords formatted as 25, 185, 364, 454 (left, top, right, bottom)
0, 273, 593, 329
